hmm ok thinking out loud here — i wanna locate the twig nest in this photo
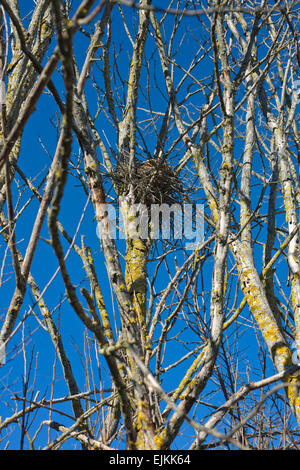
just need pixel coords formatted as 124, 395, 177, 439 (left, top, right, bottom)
109, 158, 185, 207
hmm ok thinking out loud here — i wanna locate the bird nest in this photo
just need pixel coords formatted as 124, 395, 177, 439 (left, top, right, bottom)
108, 158, 185, 207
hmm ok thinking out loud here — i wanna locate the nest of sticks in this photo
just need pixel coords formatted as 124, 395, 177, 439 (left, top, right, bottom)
108, 158, 185, 207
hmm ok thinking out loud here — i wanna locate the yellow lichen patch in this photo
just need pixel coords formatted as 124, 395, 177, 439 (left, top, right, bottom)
153, 432, 165, 449
209, 198, 218, 224
125, 237, 148, 341
82, 245, 115, 343
172, 344, 208, 401
286, 374, 300, 423
135, 398, 157, 450
232, 240, 292, 371
231, 239, 300, 425
264, 324, 281, 344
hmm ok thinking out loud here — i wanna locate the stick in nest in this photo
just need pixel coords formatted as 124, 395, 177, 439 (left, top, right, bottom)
108, 158, 186, 207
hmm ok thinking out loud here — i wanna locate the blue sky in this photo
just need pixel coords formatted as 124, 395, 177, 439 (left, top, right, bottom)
0, 0, 299, 450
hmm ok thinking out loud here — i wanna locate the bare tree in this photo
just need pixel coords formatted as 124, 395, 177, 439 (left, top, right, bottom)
0, 0, 300, 450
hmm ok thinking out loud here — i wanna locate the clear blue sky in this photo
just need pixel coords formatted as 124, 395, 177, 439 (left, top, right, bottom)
1, 0, 297, 450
